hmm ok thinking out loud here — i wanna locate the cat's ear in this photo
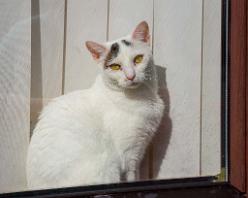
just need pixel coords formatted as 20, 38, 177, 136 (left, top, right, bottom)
85, 41, 107, 60
132, 21, 150, 44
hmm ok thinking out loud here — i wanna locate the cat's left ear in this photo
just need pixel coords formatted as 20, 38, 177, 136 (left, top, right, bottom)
132, 21, 150, 44
85, 41, 107, 61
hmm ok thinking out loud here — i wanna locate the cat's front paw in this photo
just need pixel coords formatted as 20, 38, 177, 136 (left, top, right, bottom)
126, 170, 138, 182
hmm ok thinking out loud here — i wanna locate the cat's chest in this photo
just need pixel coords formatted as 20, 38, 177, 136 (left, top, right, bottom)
102, 98, 162, 135
101, 99, 163, 161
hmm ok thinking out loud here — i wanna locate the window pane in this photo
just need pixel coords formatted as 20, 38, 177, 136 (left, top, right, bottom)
0, 0, 225, 194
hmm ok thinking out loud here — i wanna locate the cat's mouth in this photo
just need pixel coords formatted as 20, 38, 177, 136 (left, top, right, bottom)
130, 82, 139, 86
123, 81, 140, 89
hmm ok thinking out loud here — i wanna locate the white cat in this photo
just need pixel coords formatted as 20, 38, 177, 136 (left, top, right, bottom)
26, 21, 164, 189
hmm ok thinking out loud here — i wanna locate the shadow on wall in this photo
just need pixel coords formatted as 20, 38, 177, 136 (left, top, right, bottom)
30, 0, 43, 134
152, 65, 172, 178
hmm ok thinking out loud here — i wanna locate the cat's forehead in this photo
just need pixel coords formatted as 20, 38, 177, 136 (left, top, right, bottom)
102, 35, 150, 66
103, 36, 133, 63
104, 35, 148, 56
105, 36, 133, 49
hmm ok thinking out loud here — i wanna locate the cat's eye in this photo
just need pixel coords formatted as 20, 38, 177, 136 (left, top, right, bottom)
109, 64, 121, 71
134, 55, 144, 65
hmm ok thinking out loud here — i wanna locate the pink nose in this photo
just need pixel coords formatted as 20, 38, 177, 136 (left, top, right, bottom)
126, 74, 136, 81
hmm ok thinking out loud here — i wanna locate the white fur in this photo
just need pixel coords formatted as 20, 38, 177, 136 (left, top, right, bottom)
26, 33, 164, 189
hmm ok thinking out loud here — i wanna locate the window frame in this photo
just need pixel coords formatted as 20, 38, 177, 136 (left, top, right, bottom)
229, 0, 247, 194
1, 0, 247, 197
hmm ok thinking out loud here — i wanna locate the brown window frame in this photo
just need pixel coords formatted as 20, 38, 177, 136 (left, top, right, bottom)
229, 0, 247, 195
1, 0, 247, 197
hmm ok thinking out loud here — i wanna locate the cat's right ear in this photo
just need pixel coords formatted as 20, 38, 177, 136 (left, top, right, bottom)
85, 41, 107, 61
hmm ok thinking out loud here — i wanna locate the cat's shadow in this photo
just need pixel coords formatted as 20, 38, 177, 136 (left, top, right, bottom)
140, 65, 172, 179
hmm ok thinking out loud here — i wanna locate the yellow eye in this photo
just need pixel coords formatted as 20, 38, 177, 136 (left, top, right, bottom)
109, 64, 121, 71
134, 55, 144, 65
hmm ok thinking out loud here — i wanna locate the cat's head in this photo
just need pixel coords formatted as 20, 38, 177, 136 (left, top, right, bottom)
85, 21, 153, 89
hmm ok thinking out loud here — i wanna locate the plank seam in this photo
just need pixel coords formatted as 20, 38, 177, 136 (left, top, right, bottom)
62, 0, 68, 94
199, 0, 205, 176
106, 0, 110, 41
149, 0, 155, 180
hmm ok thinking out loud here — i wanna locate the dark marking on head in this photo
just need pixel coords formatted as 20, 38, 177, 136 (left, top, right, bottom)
121, 39, 131, 46
110, 43, 119, 56
104, 42, 120, 68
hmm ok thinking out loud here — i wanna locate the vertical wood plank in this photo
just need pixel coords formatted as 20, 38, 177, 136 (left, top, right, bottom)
0, 0, 31, 193
31, 0, 65, 132
153, 0, 202, 179
201, 0, 222, 176
64, 0, 108, 93
246, 0, 248, 194
108, 0, 153, 180
108, 0, 153, 41
229, 0, 247, 192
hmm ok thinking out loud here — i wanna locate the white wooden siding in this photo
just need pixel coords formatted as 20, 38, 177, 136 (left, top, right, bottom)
201, 0, 222, 175
108, 0, 153, 41
0, 0, 222, 193
153, 0, 202, 178
64, 0, 108, 93
0, 0, 31, 193
31, 0, 65, 132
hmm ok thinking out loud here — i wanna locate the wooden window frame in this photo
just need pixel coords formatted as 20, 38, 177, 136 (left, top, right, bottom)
229, 0, 247, 195
1, 0, 247, 197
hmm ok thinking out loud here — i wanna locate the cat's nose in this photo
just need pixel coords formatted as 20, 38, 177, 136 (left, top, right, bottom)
123, 66, 136, 81
126, 74, 136, 81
